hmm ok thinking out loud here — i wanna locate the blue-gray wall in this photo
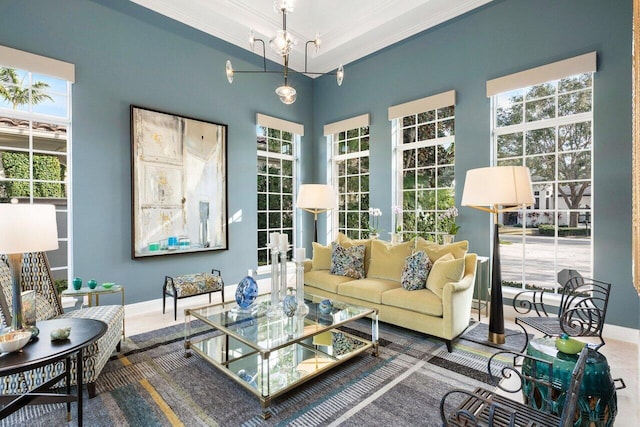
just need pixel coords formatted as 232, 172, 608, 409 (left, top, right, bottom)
0, 0, 314, 304
1, 0, 637, 329
312, 0, 638, 329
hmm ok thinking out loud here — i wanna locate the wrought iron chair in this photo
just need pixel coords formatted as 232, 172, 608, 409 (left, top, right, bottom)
440, 347, 589, 427
512, 274, 611, 352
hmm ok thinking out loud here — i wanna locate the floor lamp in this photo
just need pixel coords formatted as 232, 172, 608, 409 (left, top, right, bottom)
0, 203, 59, 331
296, 184, 336, 243
461, 166, 534, 344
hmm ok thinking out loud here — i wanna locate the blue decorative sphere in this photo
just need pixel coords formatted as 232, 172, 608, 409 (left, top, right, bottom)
235, 276, 258, 309
319, 299, 333, 314
283, 292, 297, 317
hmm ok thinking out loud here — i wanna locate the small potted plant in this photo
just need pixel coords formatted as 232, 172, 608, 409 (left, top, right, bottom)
438, 206, 460, 244
368, 207, 382, 238
391, 205, 403, 243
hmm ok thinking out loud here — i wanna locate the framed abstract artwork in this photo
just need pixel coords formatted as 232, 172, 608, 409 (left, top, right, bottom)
130, 105, 228, 258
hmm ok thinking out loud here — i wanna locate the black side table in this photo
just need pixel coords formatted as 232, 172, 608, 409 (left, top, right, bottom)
0, 318, 107, 426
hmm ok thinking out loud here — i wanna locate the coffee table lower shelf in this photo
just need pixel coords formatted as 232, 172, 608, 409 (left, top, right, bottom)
185, 329, 374, 419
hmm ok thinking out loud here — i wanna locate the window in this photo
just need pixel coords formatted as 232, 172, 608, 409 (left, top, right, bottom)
326, 114, 370, 239
390, 91, 456, 243
256, 114, 302, 266
489, 53, 595, 292
0, 47, 73, 288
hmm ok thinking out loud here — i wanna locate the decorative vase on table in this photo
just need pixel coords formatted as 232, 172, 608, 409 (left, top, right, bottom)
282, 288, 297, 317
235, 276, 258, 309
442, 234, 455, 245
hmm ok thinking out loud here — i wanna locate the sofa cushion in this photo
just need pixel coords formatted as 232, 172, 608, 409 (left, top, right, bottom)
336, 233, 372, 275
311, 242, 332, 270
338, 277, 401, 304
304, 270, 354, 294
426, 253, 465, 298
400, 250, 432, 291
330, 242, 366, 279
415, 237, 468, 262
367, 239, 414, 283
381, 287, 444, 317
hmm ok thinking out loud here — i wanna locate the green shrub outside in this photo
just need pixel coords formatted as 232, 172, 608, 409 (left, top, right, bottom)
538, 224, 590, 237
0, 152, 65, 198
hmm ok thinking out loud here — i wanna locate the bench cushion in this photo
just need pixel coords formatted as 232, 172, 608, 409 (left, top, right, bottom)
166, 273, 223, 297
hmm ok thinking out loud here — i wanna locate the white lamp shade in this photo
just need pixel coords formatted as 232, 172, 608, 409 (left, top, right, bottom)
461, 166, 535, 207
296, 184, 336, 211
0, 204, 59, 254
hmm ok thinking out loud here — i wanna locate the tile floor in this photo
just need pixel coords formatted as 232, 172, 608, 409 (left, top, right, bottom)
123, 284, 639, 425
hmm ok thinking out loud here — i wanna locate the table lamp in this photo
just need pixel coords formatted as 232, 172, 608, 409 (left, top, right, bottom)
461, 166, 534, 344
0, 203, 59, 331
296, 184, 336, 242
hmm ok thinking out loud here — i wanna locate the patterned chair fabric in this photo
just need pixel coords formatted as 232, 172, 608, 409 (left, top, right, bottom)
0, 253, 123, 398
163, 270, 225, 320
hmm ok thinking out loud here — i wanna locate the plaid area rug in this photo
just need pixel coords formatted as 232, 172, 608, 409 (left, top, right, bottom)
0, 319, 521, 427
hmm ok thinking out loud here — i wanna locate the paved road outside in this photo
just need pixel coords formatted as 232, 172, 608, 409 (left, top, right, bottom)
498, 233, 591, 289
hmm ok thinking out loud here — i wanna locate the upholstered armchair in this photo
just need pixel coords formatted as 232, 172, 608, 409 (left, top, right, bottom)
0, 252, 124, 398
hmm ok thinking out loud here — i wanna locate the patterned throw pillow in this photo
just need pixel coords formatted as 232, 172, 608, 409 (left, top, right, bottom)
330, 242, 366, 279
401, 250, 432, 290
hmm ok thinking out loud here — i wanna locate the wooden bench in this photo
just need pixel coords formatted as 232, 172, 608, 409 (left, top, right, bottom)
163, 270, 224, 320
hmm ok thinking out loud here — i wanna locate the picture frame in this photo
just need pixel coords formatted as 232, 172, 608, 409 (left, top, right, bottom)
130, 105, 228, 258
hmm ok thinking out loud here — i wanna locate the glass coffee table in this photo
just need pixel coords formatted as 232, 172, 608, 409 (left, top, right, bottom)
184, 295, 378, 419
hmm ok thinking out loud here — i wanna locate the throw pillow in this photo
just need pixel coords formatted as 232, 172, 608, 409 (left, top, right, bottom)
367, 239, 414, 282
415, 237, 469, 262
336, 233, 373, 274
400, 250, 432, 291
426, 253, 466, 298
311, 242, 332, 270
330, 242, 366, 279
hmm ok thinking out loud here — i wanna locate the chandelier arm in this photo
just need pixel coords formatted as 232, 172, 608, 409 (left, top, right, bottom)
230, 70, 283, 75
305, 40, 314, 73
253, 38, 267, 72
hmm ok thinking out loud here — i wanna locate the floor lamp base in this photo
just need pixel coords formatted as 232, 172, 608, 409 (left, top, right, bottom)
488, 331, 505, 344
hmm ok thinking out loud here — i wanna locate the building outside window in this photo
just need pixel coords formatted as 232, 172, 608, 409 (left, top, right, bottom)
0, 56, 72, 291
390, 91, 456, 243
256, 114, 301, 267
326, 114, 370, 240
491, 63, 594, 291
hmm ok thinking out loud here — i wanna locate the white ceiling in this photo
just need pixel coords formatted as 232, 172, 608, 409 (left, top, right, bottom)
131, 0, 493, 76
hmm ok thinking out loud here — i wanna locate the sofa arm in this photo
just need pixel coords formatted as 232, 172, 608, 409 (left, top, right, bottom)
441, 253, 477, 338
304, 259, 313, 273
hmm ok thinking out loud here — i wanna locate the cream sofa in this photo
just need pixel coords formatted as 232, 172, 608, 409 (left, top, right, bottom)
304, 234, 477, 351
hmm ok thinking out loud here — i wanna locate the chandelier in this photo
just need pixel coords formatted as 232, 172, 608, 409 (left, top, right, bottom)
225, 0, 344, 105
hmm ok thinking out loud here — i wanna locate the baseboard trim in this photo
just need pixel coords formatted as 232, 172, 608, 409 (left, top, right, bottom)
603, 323, 640, 344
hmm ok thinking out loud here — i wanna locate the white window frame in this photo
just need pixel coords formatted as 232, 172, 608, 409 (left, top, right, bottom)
325, 114, 370, 240
0, 45, 74, 287
256, 114, 302, 269
488, 53, 596, 293
389, 91, 456, 243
